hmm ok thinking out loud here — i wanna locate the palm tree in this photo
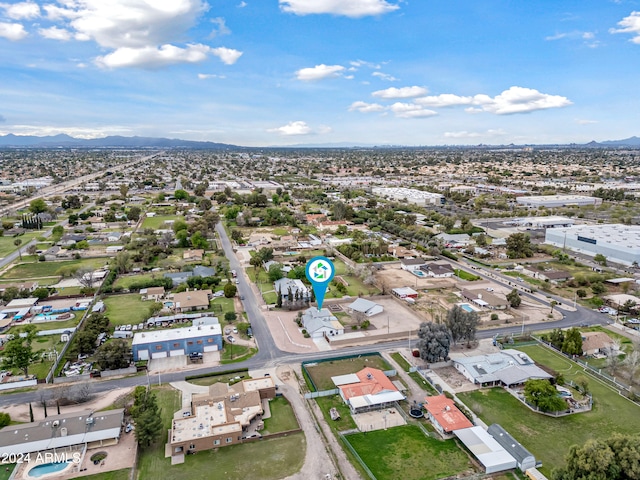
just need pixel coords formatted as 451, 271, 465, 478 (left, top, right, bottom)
13, 238, 22, 260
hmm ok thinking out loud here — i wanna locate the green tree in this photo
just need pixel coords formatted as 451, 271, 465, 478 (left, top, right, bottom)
594, 253, 607, 266
576, 289, 587, 298
29, 198, 48, 214
0, 412, 11, 428
113, 251, 133, 274
416, 322, 452, 363
224, 312, 237, 323
506, 233, 534, 259
13, 238, 22, 260
1, 326, 39, 376
444, 305, 479, 345
94, 340, 132, 370
561, 327, 583, 355
553, 434, 640, 480
506, 288, 521, 308
223, 282, 237, 298
191, 231, 208, 250
127, 206, 141, 222
174, 189, 189, 200
524, 379, 566, 412
268, 263, 284, 282
131, 387, 163, 447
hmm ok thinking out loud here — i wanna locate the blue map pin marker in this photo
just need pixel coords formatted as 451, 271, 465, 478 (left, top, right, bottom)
305, 256, 335, 311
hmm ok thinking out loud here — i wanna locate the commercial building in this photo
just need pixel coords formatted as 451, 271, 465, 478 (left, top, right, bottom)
545, 224, 640, 266
371, 187, 444, 206
516, 195, 602, 208
505, 216, 575, 229
0, 409, 124, 455
132, 324, 222, 360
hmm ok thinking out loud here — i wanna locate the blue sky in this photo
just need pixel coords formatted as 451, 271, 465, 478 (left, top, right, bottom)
1, 0, 640, 146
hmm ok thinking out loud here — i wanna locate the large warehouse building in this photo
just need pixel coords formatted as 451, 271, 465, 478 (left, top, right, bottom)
132, 323, 222, 360
545, 224, 640, 266
516, 195, 602, 208
371, 187, 444, 206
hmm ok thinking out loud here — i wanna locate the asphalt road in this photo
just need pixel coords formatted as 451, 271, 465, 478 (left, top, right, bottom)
0, 226, 609, 407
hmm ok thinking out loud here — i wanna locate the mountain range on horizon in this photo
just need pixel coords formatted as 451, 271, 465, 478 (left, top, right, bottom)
0, 133, 640, 149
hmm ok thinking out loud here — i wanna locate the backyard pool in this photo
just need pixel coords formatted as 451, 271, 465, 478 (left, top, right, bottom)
164, 301, 174, 308
458, 303, 476, 313
412, 270, 427, 277
28, 461, 73, 478
33, 314, 59, 321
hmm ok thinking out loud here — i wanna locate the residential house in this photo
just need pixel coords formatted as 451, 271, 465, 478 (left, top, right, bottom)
168, 377, 276, 458
0, 409, 124, 456
0, 281, 38, 294
434, 233, 471, 248
273, 278, 309, 302
461, 289, 508, 310
421, 263, 455, 278
59, 234, 86, 247
331, 367, 405, 414
192, 265, 216, 278
301, 308, 344, 339
581, 331, 615, 356
538, 270, 572, 283
173, 290, 212, 312
132, 323, 222, 360
140, 287, 165, 302
454, 349, 552, 388
347, 298, 384, 317
183, 249, 204, 262
423, 395, 473, 435
400, 258, 426, 272
164, 271, 193, 286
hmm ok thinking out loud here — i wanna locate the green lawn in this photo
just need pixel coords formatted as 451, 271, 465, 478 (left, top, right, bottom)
220, 344, 257, 364
390, 352, 411, 372
0, 463, 15, 480
136, 386, 304, 480
113, 273, 162, 289
408, 371, 439, 395
187, 371, 249, 387
0, 232, 42, 257
76, 469, 131, 480
315, 395, 357, 432
305, 355, 391, 391
0, 258, 107, 280
141, 215, 182, 230
103, 293, 149, 326
345, 425, 475, 480
262, 396, 299, 434
459, 344, 640, 473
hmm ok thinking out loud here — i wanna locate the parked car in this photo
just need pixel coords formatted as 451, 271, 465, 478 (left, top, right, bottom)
226, 335, 235, 343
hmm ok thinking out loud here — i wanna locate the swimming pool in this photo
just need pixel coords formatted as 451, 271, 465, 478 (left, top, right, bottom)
458, 303, 475, 313
28, 461, 72, 478
33, 314, 59, 321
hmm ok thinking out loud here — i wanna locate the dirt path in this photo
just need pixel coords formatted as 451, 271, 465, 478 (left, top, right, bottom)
277, 365, 362, 480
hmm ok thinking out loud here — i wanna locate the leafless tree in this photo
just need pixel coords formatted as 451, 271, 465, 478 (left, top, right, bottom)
74, 268, 95, 289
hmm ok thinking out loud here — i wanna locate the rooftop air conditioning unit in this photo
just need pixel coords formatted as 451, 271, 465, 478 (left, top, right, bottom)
52, 420, 59, 428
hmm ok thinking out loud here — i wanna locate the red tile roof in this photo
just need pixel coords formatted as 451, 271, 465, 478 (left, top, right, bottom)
424, 395, 473, 433
339, 367, 398, 400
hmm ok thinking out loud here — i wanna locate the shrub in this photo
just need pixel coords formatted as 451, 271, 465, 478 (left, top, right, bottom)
0, 412, 10, 428
490, 313, 499, 321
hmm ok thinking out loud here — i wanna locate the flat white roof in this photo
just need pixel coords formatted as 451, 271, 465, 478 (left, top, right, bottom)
547, 224, 640, 250
332, 374, 360, 386
133, 324, 221, 346
455, 426, 517, 472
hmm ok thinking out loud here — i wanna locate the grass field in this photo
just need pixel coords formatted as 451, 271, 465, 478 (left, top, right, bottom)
345, 425, 475, 480
0, 258, 107, 280
220, 344, 257, 364
459, 344, 640, 473
136, 385, 305, 480
187, 371, 249, 387
305, 355, 391, 391
0, 232, 42, 257
80, 469, 131, 480
315, 394, 357, 432
103, 294, 149, 326
112, 273, 162, 289
262, 396, 299, 434
390, 352, 411, 372
141, 215, 182, 230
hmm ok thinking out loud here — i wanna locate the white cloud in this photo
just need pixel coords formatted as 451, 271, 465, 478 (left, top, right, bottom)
473, 86, 572, 114
545, 30, 600, 47
96, 44, 215, 69
238, 1, 247, 7
389, 103, 437, 118
210, 17, 230, 37
295, 64, 345, 81
349, 101, 385, 112
39, 26, 72, 41
0, 22, 27, 40
372, 72, 398, 81
0, 1, 40, 20
350, 59, 381, 69
268, 121, 312, 136
211, 47, 243, 64
279, 0, 399, 18
444, 129, 506, 139
198, 73, 226, 79
372, 86, 428, 99
416, 94, 473, 107
610, 11, 640, 44
1, 124, 132, 139
545, 32, 568, 41
576, 118, 598, 125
